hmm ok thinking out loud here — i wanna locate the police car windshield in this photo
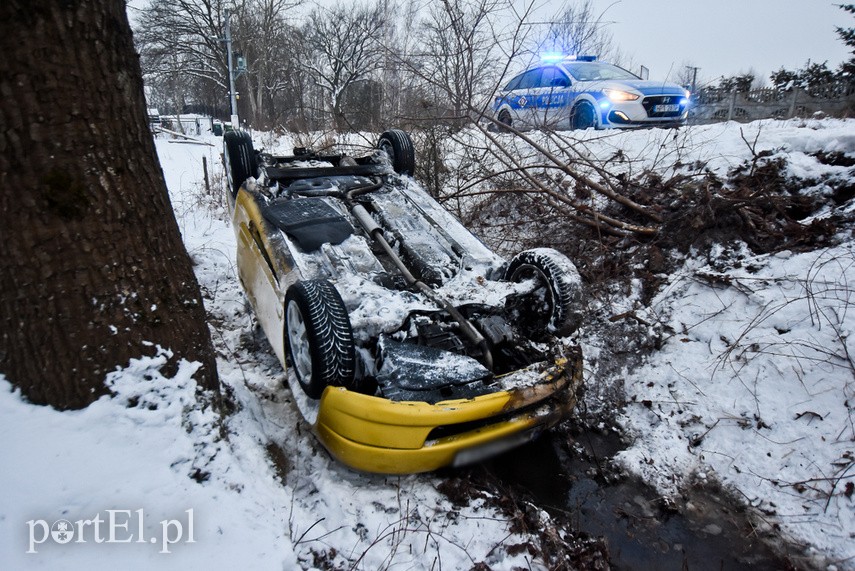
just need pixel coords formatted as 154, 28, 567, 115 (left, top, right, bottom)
563, 62, 638, 82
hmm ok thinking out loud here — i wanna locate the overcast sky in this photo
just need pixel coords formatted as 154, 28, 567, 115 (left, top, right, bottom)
543, 0, 852, 86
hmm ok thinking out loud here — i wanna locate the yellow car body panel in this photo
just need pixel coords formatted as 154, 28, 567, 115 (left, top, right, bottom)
233, 188, 295, 366
318, 414, 543, 474
315, 352, 582, 473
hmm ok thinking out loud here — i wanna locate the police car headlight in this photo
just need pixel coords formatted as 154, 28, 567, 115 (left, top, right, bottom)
603, 89, 640, 102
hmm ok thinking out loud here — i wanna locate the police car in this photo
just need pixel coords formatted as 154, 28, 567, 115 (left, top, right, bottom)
493, 55, 689, 130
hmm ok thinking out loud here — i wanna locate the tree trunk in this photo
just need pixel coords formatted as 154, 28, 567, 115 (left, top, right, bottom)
333, 93, 347, 131
0, 0, 219, 409
242, 71, 264, 128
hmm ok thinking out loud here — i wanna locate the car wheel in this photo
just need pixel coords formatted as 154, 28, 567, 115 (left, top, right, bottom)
571, 101, 597, 130
505, 248, 583, 336
498, 110, 512, 132
285, 279, 356, 399
223, 130, 257, 198
377, 129, 416, 175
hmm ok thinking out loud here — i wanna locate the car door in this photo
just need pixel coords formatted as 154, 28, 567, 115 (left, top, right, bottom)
506, 68, 542, 127
530, 66, 572, 129
233, 194, 288, 365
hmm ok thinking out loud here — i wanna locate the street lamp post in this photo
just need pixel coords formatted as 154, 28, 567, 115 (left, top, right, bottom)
224, 8, 239, 127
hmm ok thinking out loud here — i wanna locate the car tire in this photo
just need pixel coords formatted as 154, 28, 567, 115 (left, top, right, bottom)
498, 110, 512, 132
378, 129, 416, 175
223, 130, 257, 198
285, 279, 356, 399
571, 101, 597, 130
505, 248, 583, 336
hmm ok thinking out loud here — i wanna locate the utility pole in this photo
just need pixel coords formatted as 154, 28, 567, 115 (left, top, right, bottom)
224, 8, 239, 127
686, 66, 700, 93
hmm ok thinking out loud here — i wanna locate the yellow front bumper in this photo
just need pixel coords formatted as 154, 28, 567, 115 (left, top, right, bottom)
314, 350, 583, 473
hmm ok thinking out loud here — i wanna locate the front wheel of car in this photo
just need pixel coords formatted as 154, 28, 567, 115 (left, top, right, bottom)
505, 248, 583, 337
571, 101, 597, 130
378, 129, 416, 175
223, 129, 257, 198
285, 280, 356, 399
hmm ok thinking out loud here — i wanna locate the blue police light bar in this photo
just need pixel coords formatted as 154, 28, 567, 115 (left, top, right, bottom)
540, 53, 565, 63
540, 54, 598, 63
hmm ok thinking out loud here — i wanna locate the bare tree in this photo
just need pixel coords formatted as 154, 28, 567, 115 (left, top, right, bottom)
535, 0, 616, 60
0, 0, 219, 408
135, 0, 231, 115
378, 0, 422, 126
234, 0, 303, 128
390, 0, 661, 238
301, 0, 389, 130
415, 0, 510, 124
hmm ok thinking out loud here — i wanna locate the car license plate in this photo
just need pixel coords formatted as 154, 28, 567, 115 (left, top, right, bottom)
452, 427, 542, 467
654, 104, 679, 113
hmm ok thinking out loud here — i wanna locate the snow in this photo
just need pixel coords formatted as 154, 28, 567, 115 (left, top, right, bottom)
615, 242, 855, 562
0, 352, 296, 569
560, 119, 855, 567
2, 118, 855, 569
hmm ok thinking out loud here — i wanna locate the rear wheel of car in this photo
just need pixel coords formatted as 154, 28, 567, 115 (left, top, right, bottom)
223, 130, 257, 198
285, 279, 356, 399
505, 248, 583, 336
378, 129, 416, 175
498, 110, 512, 131
571, 101, 597, 130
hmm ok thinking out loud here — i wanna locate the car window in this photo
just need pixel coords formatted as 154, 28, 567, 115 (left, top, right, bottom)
504, 72, 524, 91
563, 62, 639, 81
516, 68, 542, 90
538, 66, 571, 88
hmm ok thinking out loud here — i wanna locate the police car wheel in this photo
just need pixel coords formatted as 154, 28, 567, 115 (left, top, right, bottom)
571, 101, 596, 130
498, 110, 512, 131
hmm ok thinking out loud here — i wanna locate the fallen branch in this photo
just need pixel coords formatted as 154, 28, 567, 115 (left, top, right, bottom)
473, 120, 658, 237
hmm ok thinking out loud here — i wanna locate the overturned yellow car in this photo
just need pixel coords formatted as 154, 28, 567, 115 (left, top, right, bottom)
223, 128, 584, 474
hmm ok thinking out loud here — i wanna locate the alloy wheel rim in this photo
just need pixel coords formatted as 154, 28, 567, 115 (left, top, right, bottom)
380, 140, 395, 165
224, 148, 234, 190
286, 301, 312, 382
512, 264, 555, 323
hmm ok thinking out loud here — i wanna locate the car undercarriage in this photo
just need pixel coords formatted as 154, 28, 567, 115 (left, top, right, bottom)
223, 128, 585, 472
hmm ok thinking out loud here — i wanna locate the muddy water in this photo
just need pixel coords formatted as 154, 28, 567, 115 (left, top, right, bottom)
482, 428, 801, 570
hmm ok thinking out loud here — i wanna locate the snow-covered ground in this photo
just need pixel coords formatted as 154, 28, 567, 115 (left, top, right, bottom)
568, 120, 855, 569
616, 241, 855, 566
2, 118, 854, 569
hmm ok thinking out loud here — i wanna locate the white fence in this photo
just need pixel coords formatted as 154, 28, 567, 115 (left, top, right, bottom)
689, 84, 855, 123
156, 115, 216, 136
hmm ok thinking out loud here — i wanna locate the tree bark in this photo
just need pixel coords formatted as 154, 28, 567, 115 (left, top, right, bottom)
0, 0, 219, 409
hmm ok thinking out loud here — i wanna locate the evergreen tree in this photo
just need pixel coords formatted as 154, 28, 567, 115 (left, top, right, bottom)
836, 4, 855, 77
